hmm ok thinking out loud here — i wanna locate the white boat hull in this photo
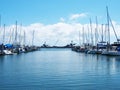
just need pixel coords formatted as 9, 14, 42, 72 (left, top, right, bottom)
102, 51, 120, 56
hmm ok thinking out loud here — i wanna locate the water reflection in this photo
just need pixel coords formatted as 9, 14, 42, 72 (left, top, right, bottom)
0, 49, 120, 89
92, 54, 120, 75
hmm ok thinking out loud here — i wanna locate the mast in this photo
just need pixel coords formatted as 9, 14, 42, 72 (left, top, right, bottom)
87, 25, 90, 44
0, 15, 2, 43
105, 24, 107, 42
14, 21, 18, 44
11, 29, 14, 44
19, 23, 22, 45
3, 24, 5, 44
23, 30, 26, 46
82, 26, 85, 45
106, 6, 110, 44
95, 16, 98, 45
109, 14, 119, 42
32, 30, 35, 46
0, 15, 1, 30
90, 18, 93, 45
106, 6, 119, 43
79, 30, 81, 46
101, 24, 104, 42
8, 28, 12, 44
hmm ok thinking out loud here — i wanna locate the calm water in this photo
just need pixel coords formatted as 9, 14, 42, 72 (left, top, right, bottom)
0, 48, 120, 90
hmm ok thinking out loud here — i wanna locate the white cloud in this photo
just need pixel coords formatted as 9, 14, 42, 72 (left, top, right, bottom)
0, 22, 83, 46
60, 17, 65, 22
0, 14, 120, 46
70, 13, 87, 20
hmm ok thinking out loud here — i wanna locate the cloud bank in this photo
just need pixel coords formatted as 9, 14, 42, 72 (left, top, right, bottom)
0, 13, 120, 46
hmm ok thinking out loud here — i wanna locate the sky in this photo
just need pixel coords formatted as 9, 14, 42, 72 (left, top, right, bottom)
0, 0, 120, 46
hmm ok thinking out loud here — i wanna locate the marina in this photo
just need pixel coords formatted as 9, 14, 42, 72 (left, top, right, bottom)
0, 6, 120, 57
72, 6, 120, 56
0, 0, 120, 90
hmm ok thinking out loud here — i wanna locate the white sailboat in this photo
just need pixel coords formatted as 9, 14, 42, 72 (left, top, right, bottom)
102, 6, 120, 56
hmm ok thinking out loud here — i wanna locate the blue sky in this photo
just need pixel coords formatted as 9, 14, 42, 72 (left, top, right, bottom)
0, 0, 120, 45
0, 0, 119, 25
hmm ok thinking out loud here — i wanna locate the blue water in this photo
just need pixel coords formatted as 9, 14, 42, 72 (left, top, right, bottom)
0, 48, 120, 90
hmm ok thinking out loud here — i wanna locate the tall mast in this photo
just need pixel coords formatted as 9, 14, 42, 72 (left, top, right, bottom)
24, 30, 26, 45
106, 6, 110, 44
11, 29, 14, 44
101, 24, 104, 42
105, 24, 107, 42
32, 30, 35, 46
90, 18, 93, 45
87, 25, 90, 44
15, 21, 18, 43
8, 28, 12, 44
95, 16, 98, 45
106, 7, 119, 43
109, 14, 119, 42
0, 15, 1, 30
79, 30, 81, 46
3, 24, 5, 44
19, 23, 22, 45
82, 26, 85, 45
0, 15, 2, 42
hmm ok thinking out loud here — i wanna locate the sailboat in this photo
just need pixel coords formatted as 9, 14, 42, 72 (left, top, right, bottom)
102, 6, 120, 56
87, 18, 96, 54
2, 24, 14, 55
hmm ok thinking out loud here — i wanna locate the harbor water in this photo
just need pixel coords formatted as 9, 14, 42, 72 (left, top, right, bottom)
0, 48, 120, 90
